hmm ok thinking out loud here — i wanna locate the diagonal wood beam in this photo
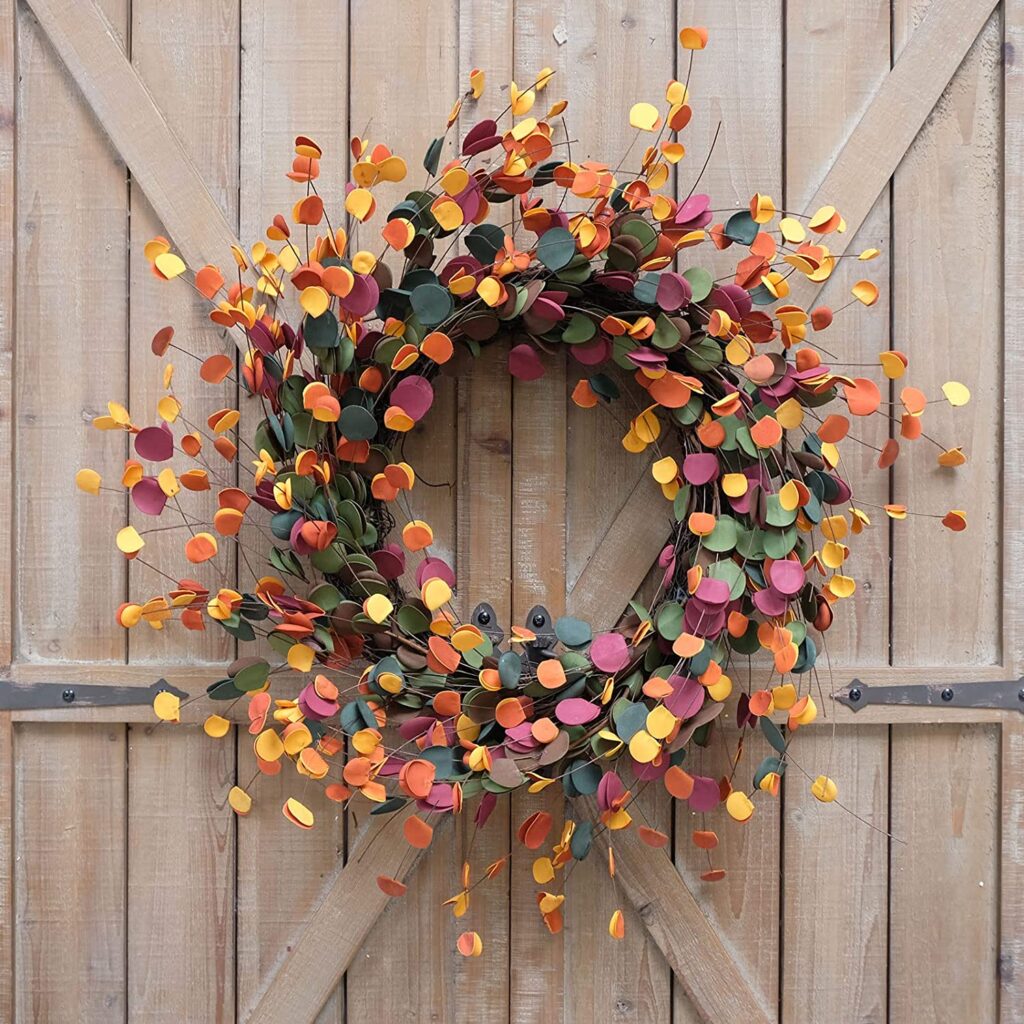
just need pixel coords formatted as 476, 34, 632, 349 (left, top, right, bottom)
578, 795, 772, 1023
799, 0, 998, 279
570, 0, 999, 630
245, 804, 445, 1024
21, 0, 1002, 1020
24, 0, 243, 341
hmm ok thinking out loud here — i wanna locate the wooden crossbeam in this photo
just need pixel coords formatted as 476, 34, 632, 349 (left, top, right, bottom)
570, 0, 999, 627
18, 0, 1006, 1022
245, 804, 440, 1024
579, 794, 772, 1023
24, 0, 242, 340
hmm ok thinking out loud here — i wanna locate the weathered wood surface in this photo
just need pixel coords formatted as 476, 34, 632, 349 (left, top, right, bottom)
1, 1, 1017, 1022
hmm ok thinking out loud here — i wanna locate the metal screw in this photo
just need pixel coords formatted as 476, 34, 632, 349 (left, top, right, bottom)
848, 687, 862, 703
532, 613, 546, 628
941, 688, 954, 702
1018, 688, 1024, 703
477, 610, 491, 625
62, 688, 76, 704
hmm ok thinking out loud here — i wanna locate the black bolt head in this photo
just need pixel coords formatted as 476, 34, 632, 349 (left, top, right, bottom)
62, 688, 76, 703
941, 688, 954, 702
532, 613, 546, 628
477, 610, 491, 625
849, 687, 862, 702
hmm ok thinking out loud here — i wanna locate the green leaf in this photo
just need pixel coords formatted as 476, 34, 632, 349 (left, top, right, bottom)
760, 716, 787, 755
536, 227, 576, 270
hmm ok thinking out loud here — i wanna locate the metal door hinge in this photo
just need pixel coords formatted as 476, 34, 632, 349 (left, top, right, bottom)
834, 677, 1024, 714
0, 677, 188, 711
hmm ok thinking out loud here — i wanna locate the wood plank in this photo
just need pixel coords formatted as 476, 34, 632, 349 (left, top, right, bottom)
890, 5, 1001, 667
0, 0, 12, 670
14, 723, 127, 1021
579, 794, 773, 1024
10, 658, 1011, 691
16, 0, 128, 664
780, 4, 891, 1020
781, 726, 889, 1020
126, 0, 237, 669
234, 5, 348, 1023
888, 11, 1002, 1017
797, 0, 998, 282
508, 0, 568, 1013
669, 4, 782, 1021
24, 0, 238, 276
450, 23, 513, 1018
511, 3, 674, 1020
343, 4, 506, 1023
890, 724, 1000, 1021
1006, 1, 1024, 683
1001, 717, 1024, 1020
0, 4, 15, 1012
1002, 3, 1024, 1019
245, 805, 444, 1024
8, 661, 1015, 725
0, 712, 12, 1023
13, 4, 129, 1018
122, 6, 239, 1021
126, 725, 236, 1022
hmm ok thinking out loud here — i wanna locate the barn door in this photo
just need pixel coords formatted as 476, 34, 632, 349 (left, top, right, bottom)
2, 1, 1023, 1024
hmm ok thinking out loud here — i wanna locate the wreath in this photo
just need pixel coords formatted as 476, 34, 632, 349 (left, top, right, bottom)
78, 29, 968, 949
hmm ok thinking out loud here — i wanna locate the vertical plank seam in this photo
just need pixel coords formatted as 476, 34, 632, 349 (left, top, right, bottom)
232, 5, 243, 1022
342, 3, 354, 1017
123, 4, 134, 1018
4, 0, 15, 670
669, 8, 679, 1021
998, 3, 1016, 1019
885, 4, 897, 1020
505, 3, 515, 1022
777, 5, 788, 1020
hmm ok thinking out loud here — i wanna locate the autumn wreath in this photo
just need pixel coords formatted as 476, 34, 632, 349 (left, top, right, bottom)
79, 28, 968, 949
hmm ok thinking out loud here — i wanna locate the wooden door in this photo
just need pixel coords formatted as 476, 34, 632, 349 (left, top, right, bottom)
1, 1, 1021, 1022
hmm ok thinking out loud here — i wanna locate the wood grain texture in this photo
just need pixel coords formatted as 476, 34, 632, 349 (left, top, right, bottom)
580, 794, 773, 1024
14, 723, 127, 1021
782, 726, 888, 1022
890, 724, 1000, 1021
344, 4, 503, 1023
235, 5, 348, 1023
16, 0, 128, 664
797, 0, 999, 286
127, 725, 236, 1022
246, 805, 443, 1024
507, 3, 568, 1016
2, 4, 1015, 1023
671, 4, 783, 1021
23, 0, 239, 287
0, 5, 14, 1013
889, 8, 1002, 1017
0, 712, 12, 1023
13, 4, 130, 1021
1001, 4, 1024, 1019
121, 7, 239, 1021
1006, 5, 1023, 679
781, 4, 891, 1021
891, 1, 1002, 664
0, 0, 12, 669
1000, 718, 1024, 1020
510, 3, 675, 1020
126, 0, 238, 668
